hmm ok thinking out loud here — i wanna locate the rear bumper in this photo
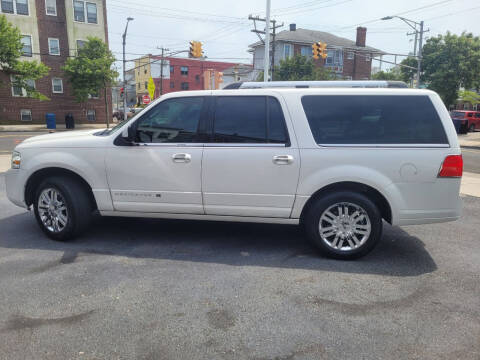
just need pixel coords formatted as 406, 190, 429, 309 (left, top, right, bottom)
5, 169, 28, 209
395, 197, 462, 226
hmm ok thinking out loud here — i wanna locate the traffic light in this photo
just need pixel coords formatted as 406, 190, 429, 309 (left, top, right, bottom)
189, 41, 203, 58
319, 42, 327, 59
312, 42, 328, 60
120, 87, 124, 97
214, 71, 223, 89
312, 42, 320, 60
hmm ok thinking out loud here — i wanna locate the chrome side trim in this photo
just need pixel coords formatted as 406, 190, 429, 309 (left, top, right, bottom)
316, 143, 451, 149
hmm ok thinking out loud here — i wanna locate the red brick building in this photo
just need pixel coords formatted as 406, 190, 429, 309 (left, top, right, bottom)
134, 56, 250, 102
249, 24, 384, 80
0, 0, 111, 125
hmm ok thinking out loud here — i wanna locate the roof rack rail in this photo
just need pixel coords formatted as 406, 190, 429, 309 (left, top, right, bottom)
223, 80, 408, 90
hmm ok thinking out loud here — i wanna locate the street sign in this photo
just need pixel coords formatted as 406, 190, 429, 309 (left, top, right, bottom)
142, 95, 151, 104
147, 77, 156, 100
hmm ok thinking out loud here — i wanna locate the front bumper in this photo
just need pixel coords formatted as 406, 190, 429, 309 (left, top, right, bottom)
5, 169, 28, 209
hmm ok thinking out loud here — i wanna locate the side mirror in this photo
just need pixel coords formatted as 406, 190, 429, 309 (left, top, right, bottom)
121, 125, 136, 143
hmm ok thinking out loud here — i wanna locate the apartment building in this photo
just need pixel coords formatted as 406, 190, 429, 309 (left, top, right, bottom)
0, 0, 110, 125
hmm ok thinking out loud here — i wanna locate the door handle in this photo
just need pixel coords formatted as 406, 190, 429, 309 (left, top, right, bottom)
273, 155, 294, 165
172, 153, 191, 163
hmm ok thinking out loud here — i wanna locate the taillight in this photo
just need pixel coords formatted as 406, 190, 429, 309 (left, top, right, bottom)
438, 155, 463, 178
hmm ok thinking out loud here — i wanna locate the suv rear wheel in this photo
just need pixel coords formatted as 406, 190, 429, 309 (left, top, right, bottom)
34, 176, 93, 241
304, 191, 383, 260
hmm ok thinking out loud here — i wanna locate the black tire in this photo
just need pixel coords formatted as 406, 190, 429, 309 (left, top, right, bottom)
33, 176, 93, 241
304, 191, 383, 260
469, 124, 475, 132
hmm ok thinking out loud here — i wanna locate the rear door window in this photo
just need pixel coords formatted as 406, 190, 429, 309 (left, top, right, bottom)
301, 95, 448, 145
212, 96, 289, 144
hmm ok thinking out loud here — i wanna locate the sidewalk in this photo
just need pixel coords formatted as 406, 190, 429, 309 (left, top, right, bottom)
458, 131, 480, 149
0, 123, 109, 132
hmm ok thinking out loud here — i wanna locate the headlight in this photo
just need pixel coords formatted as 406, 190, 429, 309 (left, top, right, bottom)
11, 151, 21, 169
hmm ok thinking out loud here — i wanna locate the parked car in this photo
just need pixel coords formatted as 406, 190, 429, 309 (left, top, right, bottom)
451, 110, 480, 134
6, 85, 463, 260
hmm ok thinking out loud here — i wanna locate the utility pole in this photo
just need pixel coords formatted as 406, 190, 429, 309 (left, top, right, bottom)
249, 14, 283, 82
157, 47, 169, 96
264, 0, 271, 82
122, 17, 133, 121
416, 20, 424, 88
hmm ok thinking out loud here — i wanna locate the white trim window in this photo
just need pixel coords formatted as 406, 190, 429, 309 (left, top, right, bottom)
48, 38, 60, 55
52, 78, 63, 93
20, 109, 32, 121
365, 53, 371, 62
284, 43, 292, 59
300, 45, 312, 58
347, 51, 354, 60
73, 0, 97, 24
21, 35, 32, 56
45, 0, 56, 15
11, 76, 35, 97
1, 0, 28, 15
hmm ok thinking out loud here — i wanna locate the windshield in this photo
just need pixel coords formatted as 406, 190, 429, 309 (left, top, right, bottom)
451, 111, 466, 118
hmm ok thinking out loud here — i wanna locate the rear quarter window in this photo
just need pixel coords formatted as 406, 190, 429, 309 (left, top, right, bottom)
301, 95, 448, 145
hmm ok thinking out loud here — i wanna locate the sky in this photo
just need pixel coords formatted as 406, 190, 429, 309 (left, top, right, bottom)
105, 0, 480, 74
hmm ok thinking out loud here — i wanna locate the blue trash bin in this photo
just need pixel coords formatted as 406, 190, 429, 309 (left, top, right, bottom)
46, 113, 56, 130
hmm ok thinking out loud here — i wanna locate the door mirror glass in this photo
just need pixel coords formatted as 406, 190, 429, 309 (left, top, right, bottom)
121, 125, 136, 143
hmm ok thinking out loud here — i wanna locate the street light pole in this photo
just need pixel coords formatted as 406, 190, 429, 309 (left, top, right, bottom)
263, 0, 271, 82
122, 17, 134, 121
381, 15, 425, 88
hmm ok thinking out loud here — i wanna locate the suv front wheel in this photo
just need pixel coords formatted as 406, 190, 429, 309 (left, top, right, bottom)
34, 176, 93, 241
304, 191, 383, 260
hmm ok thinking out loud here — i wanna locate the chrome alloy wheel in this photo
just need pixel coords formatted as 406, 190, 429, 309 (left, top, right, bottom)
37, 188, 68, 233
319, 202, 371, 252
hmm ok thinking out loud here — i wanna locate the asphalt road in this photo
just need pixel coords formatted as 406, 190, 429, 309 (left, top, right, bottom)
0, 133, 479, 359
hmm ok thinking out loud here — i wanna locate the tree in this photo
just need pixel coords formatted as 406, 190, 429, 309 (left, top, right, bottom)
371, 67, 403, 81
256, 55, 334, 81
421, 32, 480, 106
0, 14, 49, 99
63, 37, 118, 127
459, 89, 480, 107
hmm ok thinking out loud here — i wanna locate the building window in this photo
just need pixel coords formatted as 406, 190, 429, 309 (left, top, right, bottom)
15, 0, 27, 14
170, 65, 174, 74
326, 49, 343, 66
1, 0, 28, 14
365, 53, 371, 62
87, 109, 96, 121
347, 51, 354, 60
48, 38, 60, 55
45, 0, 56, 15
21, 35, 32, 56
76, 39, 85, 50
344, 76, 352, 80
86, 2, 97, 23
20, 109, 32, 121
301, 46, 312, 58
181, 66, 188, 76
1, 0, 14, 13
52, 78, 63, 93
181, 82, 189, 90
195, 74, 200, 82
73, 0, 86, 22
170, 81, 175, 89
144, 81, 148, 89
10, 76, 34, 97
284, 44, 292, 59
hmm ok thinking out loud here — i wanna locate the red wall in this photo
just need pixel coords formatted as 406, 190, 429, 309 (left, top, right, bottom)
151, 57, 239, 98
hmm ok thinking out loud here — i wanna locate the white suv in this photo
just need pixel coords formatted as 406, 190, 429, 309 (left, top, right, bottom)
6, 87, 463, 259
